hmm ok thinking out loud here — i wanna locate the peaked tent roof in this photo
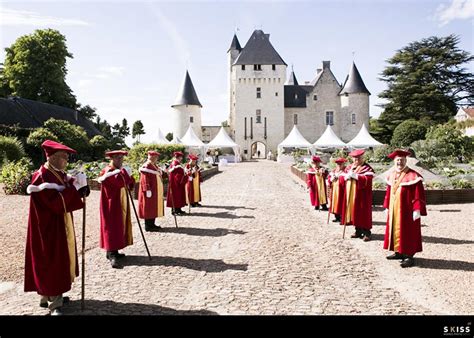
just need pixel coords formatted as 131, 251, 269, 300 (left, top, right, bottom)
339, 62, 370, 95
347, 123, 383, 147
278, 125, 312, 148
181, 125, 205, 147
227, 34, 242, 52
155, 128, 170, 144
234, 30, 287, 66
313, 125, 347, 148
206, 127, 239, 148
171, 70, 202, 107
169, 135, 182, 144
285, 70, 299, 85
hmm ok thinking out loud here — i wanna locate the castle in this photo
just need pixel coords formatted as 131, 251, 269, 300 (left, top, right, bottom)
172, 29, 370, 160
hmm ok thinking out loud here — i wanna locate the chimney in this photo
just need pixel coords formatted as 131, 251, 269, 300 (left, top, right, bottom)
322, 61, 330, 70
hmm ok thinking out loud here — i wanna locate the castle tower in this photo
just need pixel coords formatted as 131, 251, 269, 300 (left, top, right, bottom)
228, 30, 287, 160
339, 62, 370, 142
228, 34, 242, 135
171, 70, 203, 139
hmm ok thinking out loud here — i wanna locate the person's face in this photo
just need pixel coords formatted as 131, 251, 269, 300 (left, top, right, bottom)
48, 151, 69, 171
190, 160, 196, 166
176, 156, 183, 162
352, 156, 363, 166
111, 155, 124, 168
395, 156, 407, 171
313, 160, 320, 167
336, 163, 344, 171
149, 155, 158, 164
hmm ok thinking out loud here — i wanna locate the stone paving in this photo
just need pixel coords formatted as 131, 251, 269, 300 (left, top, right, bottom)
0, 160, 472, 315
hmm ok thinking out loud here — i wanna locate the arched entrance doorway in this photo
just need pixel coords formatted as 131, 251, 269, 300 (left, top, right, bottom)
251, 141, 266, 159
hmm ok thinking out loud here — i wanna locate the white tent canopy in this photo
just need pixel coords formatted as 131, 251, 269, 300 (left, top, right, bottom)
205, 127, 240, 163
155, 128, 170, 144
181, 125, 205, 147
347, 123, 383, 148
313, 125, 347, 148
278, 125, 312, 150
169, 135, 182, 144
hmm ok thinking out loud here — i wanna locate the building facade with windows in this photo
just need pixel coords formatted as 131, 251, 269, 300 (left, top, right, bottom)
228, 30, 370, 160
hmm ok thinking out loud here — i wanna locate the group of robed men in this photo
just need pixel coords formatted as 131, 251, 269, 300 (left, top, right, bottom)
24, 140, 203, 315
306, 148, 427, 269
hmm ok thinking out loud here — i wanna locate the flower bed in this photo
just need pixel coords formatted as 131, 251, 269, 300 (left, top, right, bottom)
291, 166, 474, 205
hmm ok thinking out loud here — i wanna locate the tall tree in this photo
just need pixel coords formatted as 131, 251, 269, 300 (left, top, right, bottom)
2, 29, 77, 108
77, 104, 97, 121
378, 34, 474, 138
120, 118, 130, 139
131, 120, 145, 142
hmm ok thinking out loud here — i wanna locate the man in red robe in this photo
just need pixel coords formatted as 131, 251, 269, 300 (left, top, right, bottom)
166, 151, 187, 215
185, 154, 203, 208
25, 140, 89, 315
306, 156, 328, 211
98, 150, 135, 268
327, 157, 347, 222
383, 149, 427, 268
340, 149, 375, 241
138, 151, 164, 231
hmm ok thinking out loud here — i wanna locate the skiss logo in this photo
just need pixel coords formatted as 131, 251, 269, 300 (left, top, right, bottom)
443, 322, 472, 336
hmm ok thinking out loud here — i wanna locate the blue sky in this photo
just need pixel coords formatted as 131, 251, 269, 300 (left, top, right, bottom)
0, 0, 472, 145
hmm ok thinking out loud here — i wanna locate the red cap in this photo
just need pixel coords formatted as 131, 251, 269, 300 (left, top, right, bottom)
348, 149, 365, 157
335, 157, 347, 164
41, 140, 76, 157
311, 156, 322, 163
388, 149, 411, 160
105, 150, 128, 157
188, 154, 199, 161
148, 151, 160, 157
173, 151, 184, 157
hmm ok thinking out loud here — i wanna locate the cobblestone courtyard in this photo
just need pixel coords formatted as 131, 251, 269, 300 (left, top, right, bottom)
1, 160, 472, 315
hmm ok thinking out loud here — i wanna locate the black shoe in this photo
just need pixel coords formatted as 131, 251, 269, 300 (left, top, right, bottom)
314, 206, 319, 210
195, 203, 202, 207
400, 257, 415, 268
145, 226, 161, 232
386, 252, 405, 260
177, 209, 187, 215
50, 308, 63, 316
321, 204, 328, 211
106, 251, 125, 259
350, 231, 363, 239
110, 257, 121, 269
363, 235, 371, 242
40, 301, 48, 308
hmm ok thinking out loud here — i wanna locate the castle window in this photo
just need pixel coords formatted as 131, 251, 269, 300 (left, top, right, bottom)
294, 114, 298, 125
351, 113, 356, 124
272, 64, 276, 71
275, 92, 278, 96
256, 110, 262, 123
242, 65, 245, 70
313, 95, 318, 101
254, 64, 262, 71
190, 116, 194, 123
256, 87, 261, 99
326, 111, 334, 126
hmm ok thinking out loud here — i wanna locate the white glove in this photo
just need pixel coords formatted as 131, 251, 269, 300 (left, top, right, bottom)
188, 176, 193, 182
73, 172, 87, 190
413, 210, 421, 221
350, 172, 358, 180
146, 190, 152, 198
344, 172, 352, 181
123, 166, 132, 176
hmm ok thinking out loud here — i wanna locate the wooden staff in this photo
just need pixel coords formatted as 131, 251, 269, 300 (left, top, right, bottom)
81, 194, 86, 311
126, 186, 152, 260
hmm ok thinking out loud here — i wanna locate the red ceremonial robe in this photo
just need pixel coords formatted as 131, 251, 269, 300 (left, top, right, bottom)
340, 163, 375, 230
24, 164, 84, 296
327, 168, 345, 215
185, 163, 203, 205
166, 160, 186, 209
306, 165, 328, 207
383, 168, 427, 256
98, 165, 135, 251
138, 161, 164, 219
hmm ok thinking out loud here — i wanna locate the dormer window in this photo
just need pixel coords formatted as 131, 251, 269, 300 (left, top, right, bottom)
241, 65, 245, 70
254, 64, 262, 71
272, 64, 276, 71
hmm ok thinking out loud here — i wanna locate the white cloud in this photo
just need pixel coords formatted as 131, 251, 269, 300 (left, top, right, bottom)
434, 0, 474, 26
0, 7, 90, 26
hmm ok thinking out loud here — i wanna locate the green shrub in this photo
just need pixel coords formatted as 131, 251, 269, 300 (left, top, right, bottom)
425, 122, 474, 162
391, 120, 427, 147
89, 135, 110, 161
424, 181, 448, 190
449, 178, 472, 189
372, 181, 387, 190
26, 128, 59, 166
410, 139, 455, 168
368, 144, 394, 163
0, 158, 33, 195
0, 135, 26, 166
43, 118, 91, 159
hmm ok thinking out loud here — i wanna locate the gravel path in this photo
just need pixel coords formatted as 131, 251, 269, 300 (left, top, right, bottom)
0, 161, 472, 315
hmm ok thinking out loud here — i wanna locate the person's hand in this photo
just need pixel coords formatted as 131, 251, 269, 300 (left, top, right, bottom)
146, 190, 152, 198
413, 210, 421, 221
344, 172, 352, 181
188, 176, 193, 182
73, 172, 87, 190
